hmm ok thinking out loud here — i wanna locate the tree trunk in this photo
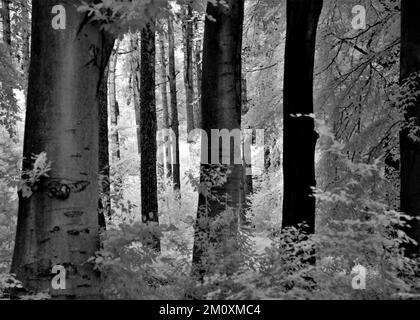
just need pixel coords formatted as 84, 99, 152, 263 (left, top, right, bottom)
140, 23, 160, 252
159, 33, 171, 178
183, 3, 195, 137
282, 0, 322, 235
98, 65, 111, 229
11, 0, 114, 298
168, 16, 181, 191
109, 40, 121, 162
241, 75, 252, 224
130, 33, 141, 156
98, 34, 117, 227
400, 0, 420, 256
192, 0, 245, 280
193, 18, 202, 129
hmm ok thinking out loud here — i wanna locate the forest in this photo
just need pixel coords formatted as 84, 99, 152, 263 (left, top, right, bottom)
0, 0, 420, 300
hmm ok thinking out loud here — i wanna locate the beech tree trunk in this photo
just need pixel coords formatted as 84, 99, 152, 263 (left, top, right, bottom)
183, 3, 195, 136
168, 16, 181, 191
140, 23, 160, 251
400, 0, 420, 256
11, 1, 114, 298
282, 0, 322, 234
192, 0, 245, 280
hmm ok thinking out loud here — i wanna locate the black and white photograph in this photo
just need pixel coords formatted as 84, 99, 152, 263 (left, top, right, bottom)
0, 0, 420, 305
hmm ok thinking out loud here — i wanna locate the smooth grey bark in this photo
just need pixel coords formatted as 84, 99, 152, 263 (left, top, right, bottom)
11, 0, 114, 298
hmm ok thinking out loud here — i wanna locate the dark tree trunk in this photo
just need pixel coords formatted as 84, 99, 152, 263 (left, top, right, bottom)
98, 65, 111, 229
183, 3, 195, 137
192, 0, 245, 280
400, 0, 420, 256
168, 16, 181, 191
97, 35, 116, 228
140, 23, 160, 252
282, 0, 322, 234
11, 0, 113, 298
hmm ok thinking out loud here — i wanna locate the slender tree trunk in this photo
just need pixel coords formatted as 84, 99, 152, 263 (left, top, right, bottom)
400, 0, 420, 256
241, 75, 252, 224
159, 34, 171, 178
98, 65, 111, 229
108, 40, 123, 208
97, 35, 116, 228
168, 16, 181, 191
11, 1, 114, 298
192, 0, 245, 280
242, 75, 253, 194
193, 18, 202, 129
140, 23, 160, 252
281, 0, 322, 235
130, 33, 141, 156
183, 3, 195, 137
109, 40, 121, 162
